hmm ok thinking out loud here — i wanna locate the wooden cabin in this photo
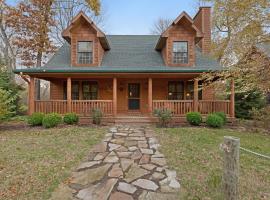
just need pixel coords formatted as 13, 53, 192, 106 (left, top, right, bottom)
14, 7, 235, 123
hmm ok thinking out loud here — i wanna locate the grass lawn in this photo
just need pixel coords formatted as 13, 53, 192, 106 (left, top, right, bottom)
0, 126, 106, 200
155, 127, 270, 200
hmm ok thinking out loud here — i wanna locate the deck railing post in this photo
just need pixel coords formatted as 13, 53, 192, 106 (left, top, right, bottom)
67, 77, 72, 113
113, 77, 117, 116
230, 79, 235, 118
222, 136, 240, 200
29, 76, 35, 115
193, 79, 199, 112
148, 77, 153, 115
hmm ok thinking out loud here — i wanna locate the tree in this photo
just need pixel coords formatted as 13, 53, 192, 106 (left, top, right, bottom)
0, 60, 22, 118
0, 0, 16, 73
150, 18, 172, 35
200, 0, 270, 93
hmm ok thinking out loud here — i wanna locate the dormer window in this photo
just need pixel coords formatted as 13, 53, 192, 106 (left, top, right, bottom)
77, 41, 93, 64
173, 41, 188, 64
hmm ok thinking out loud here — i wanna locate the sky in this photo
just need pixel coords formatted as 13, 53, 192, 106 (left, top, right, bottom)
6, 0, 208, 35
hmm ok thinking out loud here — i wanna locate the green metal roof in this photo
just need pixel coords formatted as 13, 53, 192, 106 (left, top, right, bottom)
14, 35, 222, 74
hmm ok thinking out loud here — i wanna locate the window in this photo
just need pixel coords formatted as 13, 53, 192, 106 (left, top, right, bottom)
168, 81, 184, 100
186, 81, 194, 100
82, 81, 98, 100
63, 81, 80, 100
173, 41, 188, 64
77, 41, 93, 64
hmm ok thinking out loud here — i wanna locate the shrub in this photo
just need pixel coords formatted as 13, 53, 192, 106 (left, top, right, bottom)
186, 112, 202, 126
213, 112, 227, 124
42, 113, 62, 128
153, 109, 173, 127
91, 109, 103, 125
63, 113, 79, 125
235, 89, 265, 119
28, 112, 45, 126
206, 114, 224, 128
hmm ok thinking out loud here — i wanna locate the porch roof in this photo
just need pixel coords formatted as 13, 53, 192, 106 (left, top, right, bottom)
14, 35, 222, 74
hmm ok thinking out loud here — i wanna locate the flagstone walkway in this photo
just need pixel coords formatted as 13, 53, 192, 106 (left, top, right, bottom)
51, 125, 180, 200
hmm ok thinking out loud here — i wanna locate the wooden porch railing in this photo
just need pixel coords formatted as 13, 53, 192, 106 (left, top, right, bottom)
153, 100, 231, 116
152, 100, 194, 116
198, 100, 231, 115
35, 100, 68, 114
34, 100, 113, 116
71, 100, 113, 116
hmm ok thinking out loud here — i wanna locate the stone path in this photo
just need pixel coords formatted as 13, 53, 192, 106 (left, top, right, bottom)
50, 125, 180, 200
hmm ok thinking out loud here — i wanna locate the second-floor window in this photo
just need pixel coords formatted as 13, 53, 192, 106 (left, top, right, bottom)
173, 41, 188, 64
77, 41, 93, 64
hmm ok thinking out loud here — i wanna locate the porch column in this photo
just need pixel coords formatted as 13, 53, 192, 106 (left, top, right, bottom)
28, 76, 35, 115
193, 79, 199, 112
148, 77, 153, 114
113, 77, 117, 116
67, 77, 72, 113
230, 79, 235, 118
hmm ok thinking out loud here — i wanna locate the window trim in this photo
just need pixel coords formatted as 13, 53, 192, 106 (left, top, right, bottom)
172, 41, 189, 64
77, 41, 93, 64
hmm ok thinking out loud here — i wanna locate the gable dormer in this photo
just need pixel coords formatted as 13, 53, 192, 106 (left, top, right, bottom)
155, 8, 211, 67
62, 12, 110, 67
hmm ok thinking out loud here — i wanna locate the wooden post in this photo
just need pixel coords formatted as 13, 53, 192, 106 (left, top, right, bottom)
193, 79, 199, 112
230, 79, 235, 118
67, 77, 72, 113
113, 77, 117, 116
28, 76, 35, 115
222, 136, 240, 200
148, 78, 153, 114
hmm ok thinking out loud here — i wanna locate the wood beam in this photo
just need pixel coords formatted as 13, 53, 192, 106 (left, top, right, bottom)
230, 79, 235, 118
67, 77, 72, 112
28, 77, 35, 115
148, 77, 153, 114
113, 77, 117, 116
193, 79, 199, 112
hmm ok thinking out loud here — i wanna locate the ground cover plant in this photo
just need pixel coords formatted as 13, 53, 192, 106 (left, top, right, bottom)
155, 127, 270, 199
0, 126, 105, 200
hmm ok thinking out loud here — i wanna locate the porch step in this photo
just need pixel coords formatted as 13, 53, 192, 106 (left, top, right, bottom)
114, 116, 153, 124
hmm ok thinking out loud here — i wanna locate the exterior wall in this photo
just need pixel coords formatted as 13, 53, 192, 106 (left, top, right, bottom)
193, 7, 211, 54
50, 80, 63, 100
70, 19, 104, 67
162, 21, 196, 67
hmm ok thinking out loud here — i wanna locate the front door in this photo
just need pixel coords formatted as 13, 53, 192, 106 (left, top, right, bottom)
128, 83, 140, 110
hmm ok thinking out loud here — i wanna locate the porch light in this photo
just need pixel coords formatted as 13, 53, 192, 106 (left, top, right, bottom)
20, 72, 23, 75
169, 92, 172, 96
186, 93, 190, 97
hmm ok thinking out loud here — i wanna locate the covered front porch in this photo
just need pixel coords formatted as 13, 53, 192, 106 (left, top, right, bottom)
26, 73, 235, 122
